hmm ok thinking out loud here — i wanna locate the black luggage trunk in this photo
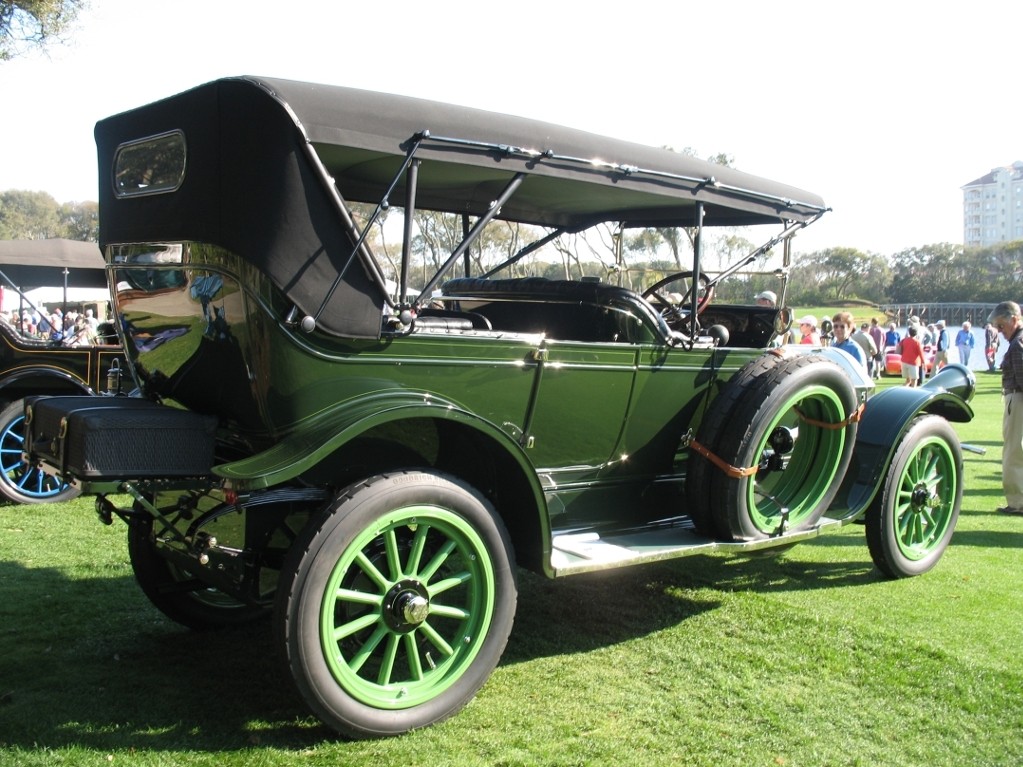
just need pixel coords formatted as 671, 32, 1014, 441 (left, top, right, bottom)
25, 396, 217, 479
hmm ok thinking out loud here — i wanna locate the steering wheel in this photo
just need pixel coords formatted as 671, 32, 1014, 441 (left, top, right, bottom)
641, 271, 714, 330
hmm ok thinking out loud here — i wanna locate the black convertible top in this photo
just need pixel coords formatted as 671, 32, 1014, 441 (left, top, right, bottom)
257, 77, 826, 227
95, 76, 827, 338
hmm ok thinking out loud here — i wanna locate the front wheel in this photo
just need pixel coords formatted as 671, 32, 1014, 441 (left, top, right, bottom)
0, 399, 80, 504
866, 415, 962, 578
275, 471, 517, 739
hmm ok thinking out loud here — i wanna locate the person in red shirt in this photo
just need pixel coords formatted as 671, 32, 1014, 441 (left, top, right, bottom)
899, 324, 924, 387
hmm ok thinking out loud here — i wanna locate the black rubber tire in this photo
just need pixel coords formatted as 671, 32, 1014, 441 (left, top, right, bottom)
274, 471, 517, 739
866, 415, 962, 578
128, 514, 269, 630
703, 355, 858, 541
685, 352, 789, 537
0, 399, 80, 504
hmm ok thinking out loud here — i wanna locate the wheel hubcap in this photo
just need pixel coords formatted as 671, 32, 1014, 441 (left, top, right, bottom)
910, 483, 935, 508
384, 579, 430, 631
401, 594, 430, 624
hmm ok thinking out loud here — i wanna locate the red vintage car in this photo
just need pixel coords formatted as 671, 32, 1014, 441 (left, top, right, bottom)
885, 342, 936, 376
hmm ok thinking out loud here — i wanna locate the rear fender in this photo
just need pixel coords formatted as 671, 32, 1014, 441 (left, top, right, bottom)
833, 363, 975, 517
215, 389, 539, 490
0, 367, 94, 398
215, 389, 551, 574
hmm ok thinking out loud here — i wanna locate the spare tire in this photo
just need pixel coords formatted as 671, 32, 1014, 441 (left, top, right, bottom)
685, 351, 790, 537
689, 355, 859, 541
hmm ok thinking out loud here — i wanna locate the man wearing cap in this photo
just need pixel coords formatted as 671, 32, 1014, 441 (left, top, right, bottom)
755, 290, 776, 307
991, 301, 1023, 516
797, 315, 819, 345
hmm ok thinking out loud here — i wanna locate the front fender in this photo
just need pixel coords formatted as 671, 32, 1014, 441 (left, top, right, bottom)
834, 363, 975, 517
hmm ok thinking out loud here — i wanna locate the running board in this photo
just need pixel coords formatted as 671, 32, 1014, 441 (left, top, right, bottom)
550, 515, 849, 576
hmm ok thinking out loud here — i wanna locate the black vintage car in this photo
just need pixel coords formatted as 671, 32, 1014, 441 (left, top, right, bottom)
0, 238, 123, 503
26, 77, 974, 738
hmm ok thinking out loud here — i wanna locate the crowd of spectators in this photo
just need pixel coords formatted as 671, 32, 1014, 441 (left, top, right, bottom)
788, 310, 987, 389
3, 306, 103, 346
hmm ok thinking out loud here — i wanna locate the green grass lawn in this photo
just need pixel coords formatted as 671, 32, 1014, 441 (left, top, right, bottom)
1, 372, 1021, 766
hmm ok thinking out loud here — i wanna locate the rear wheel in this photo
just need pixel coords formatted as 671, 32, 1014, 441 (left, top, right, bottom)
866, 415, 962, 578
276, 471, 516, 739
128, 513, 268, 629
0, 399, 80, 504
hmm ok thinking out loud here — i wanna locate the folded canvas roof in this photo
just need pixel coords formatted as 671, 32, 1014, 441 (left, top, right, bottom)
95, 77, 827, 338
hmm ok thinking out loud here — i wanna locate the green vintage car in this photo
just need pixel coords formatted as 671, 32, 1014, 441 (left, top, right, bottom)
27, 77, 974, 738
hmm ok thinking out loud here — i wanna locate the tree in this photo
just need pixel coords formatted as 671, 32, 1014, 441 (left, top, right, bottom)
888, 243, 964, 303
705, 233, 761, 302
550, 227, 618, 282
789, 247, 890, 304
0, 189, 62, 238
975, 240, 1023, 302
59, 199, 98, 241
0, 0, 86, 61
624, 227, 688, 272
364, 209, 546, 289
815, 247, 868, 301
0, 189, 98, 241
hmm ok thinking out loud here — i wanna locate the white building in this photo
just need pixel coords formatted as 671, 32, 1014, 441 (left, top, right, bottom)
962, 160, 1023, 248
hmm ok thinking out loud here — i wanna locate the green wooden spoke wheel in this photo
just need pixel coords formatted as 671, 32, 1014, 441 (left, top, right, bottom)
867, 415, 962, 578
696, 356, 858, 541
742, 380, 849, 536
277, 471, 516, 738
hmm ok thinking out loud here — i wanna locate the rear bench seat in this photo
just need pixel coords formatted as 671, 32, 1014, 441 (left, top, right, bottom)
439, 277, 644, 343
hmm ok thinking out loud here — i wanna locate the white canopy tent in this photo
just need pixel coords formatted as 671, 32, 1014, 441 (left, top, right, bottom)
2, 285, 111, 314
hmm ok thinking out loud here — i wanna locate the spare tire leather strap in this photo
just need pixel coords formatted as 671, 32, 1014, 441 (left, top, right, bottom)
688, 439, 759, 479
795, 402, 865, 430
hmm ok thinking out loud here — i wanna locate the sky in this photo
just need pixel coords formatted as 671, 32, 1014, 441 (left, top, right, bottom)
1, 0, 1019, 257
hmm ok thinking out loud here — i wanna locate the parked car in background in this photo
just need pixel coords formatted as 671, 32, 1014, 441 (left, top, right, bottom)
0, 238, 123, 503
25, 78, 975, 738
884, 341, 936, 376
